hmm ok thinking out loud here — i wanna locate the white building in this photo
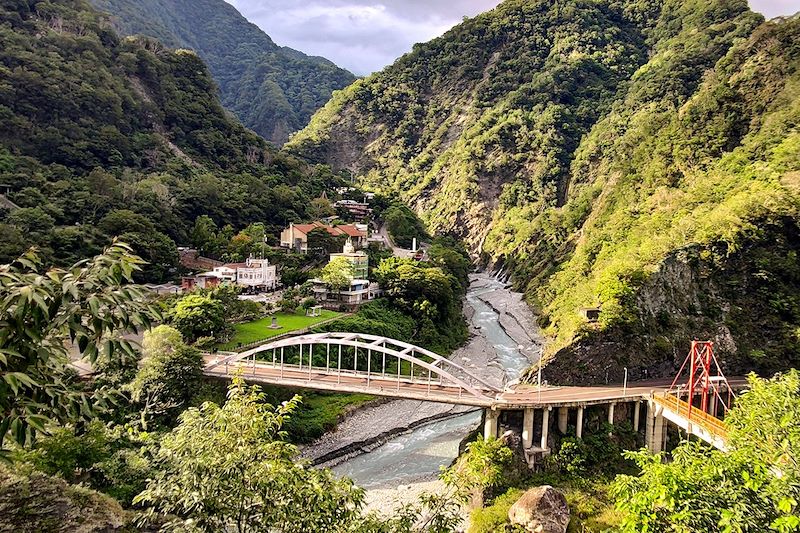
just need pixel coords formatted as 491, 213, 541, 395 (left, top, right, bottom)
311, 278, 382, 310
236, 258, 278, 290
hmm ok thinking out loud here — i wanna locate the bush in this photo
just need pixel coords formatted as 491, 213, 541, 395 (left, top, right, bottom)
468, 488, 524, 533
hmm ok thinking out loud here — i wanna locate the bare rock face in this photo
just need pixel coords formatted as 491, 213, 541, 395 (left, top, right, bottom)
508, 485, 570, 533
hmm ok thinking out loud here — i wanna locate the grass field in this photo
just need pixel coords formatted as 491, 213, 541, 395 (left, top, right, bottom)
219, 310, 342, 350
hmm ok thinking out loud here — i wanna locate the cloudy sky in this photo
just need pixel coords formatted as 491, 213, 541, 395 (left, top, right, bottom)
226, 0, 799, 75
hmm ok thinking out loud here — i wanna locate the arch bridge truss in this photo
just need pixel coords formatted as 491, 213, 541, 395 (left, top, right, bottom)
204, 332, 502, 406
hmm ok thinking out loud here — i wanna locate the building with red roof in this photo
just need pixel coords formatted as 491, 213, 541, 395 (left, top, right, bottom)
280, 222, 367, 252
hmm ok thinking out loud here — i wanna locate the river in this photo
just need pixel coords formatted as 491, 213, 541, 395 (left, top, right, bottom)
331, 274, 542, 491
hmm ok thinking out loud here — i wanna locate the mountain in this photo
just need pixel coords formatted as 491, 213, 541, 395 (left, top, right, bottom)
0, 0, 341, 281
90, 0, 356, 144
288, 0, 800, 382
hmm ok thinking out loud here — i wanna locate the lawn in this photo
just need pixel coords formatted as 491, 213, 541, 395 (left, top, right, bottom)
219, 310, 342, 350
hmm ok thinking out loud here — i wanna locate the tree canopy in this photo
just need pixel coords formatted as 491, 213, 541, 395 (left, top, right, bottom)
0, 242, 156, 451
613, 371, 800, 532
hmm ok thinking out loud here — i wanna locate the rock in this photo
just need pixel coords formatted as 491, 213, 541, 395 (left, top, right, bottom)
508, 485, 570, 533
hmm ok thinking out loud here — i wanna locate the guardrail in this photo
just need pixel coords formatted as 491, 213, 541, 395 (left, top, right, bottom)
653, 393, 728, 439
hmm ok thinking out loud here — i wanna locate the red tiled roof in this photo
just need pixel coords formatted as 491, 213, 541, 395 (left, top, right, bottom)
290, 222, 365, 238
338, 225, 367, 237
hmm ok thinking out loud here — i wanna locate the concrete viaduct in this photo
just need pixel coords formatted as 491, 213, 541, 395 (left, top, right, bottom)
204, 332, 740, 458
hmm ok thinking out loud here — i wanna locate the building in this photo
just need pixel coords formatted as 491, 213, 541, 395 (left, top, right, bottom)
334, 199, 372, 219
310, 278, 382, 310
181, 259, 278, 292
280, 222, 368, 252
236, 257, 278, 290
330, 239, 369, 279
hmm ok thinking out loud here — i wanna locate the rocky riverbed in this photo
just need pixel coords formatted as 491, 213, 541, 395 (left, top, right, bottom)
301, 273, 544, 517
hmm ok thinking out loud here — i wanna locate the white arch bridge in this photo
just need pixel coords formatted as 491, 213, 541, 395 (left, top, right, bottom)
203, 332, 503, 406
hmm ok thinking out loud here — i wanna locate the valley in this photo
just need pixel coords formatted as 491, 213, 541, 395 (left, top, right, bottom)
0, 0, 799, 532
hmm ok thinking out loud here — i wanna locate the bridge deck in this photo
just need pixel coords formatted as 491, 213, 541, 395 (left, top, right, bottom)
204, 356, 746, 409
203, 356, 494, 406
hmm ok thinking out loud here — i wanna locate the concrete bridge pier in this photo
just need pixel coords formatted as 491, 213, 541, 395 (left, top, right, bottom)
576, 406, 584, 438
645, 400, 666, 453
484, 409, 499, 440
557, 407, 569, 434
522, 407, 534, 448
607, 402, 616, 435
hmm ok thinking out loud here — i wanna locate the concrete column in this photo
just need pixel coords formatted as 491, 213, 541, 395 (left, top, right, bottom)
557, 407, 569, 434
607, 403, 616, 435
645, 401, 655, 452
484, 409, 499, 440
576, 407, 584, 439
651, 411, 665, 453
540, 407, 551, 450
709, 393, 718, 418
633, 401, 641, 432
522, 408, 534, 449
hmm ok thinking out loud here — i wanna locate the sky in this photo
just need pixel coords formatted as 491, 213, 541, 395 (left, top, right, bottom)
226, 0, 800, 75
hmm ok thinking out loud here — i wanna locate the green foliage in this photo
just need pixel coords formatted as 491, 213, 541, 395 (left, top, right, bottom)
443, 436, 513, 497
289, 0, 800, 373
128, 325, 204, 429
92, 0, 355, 144
0, 0, 349, 281
613, 371, 800, 532
375, 257, 467, 351
134, 376, 364, 532
169, 293, 226, 342
467, 488, 524, 533
0, 242, 156, 451
322, 255, 356, 289
382, 203, 428, 249
12, 421, 154, 507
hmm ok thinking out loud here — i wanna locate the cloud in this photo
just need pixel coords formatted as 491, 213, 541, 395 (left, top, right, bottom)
226, 0, 501, 74
749, 0, 799, 19
226, 0, 799, 75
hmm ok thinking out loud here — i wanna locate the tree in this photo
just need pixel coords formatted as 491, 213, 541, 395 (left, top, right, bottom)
117, 230, 179, 284
612, 371, 800, 532
0, 243, 156, 451
134, 377, 364, 532
321, 256, 354, 291
307, 227, 346, 254
191, 215, 219, 256
170, 293, 226, 342
128, 325, 203, 429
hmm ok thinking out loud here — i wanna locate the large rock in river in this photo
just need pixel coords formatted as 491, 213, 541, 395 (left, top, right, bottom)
508, 485, 569, 533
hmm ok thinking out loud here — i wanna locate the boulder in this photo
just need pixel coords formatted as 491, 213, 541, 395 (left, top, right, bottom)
508, 485, 569, 533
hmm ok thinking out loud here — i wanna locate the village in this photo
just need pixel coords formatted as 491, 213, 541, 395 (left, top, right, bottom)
145, 190, 426, 317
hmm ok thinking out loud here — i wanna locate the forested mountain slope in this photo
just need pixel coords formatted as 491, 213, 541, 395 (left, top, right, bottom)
91, 0, 355, 144
0, 0, 341, 280
289, 0, 800, 382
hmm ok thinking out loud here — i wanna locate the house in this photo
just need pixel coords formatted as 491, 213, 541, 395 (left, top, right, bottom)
181, 259, 278, 292
310, 278, 382, 310
280, 222, 368, 252
334, 199, 372, 219
236, 257, 278, 290
330, 238, 369, 279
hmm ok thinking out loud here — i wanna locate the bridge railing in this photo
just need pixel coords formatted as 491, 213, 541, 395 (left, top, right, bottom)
205, 357, 487, 401
653, 393, 728, 439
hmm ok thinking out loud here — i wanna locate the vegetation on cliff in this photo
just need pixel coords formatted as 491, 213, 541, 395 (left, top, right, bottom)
289, 0, 800, 380
91, 0, 355, 144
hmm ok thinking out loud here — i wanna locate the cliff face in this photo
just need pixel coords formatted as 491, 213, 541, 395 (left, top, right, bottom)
289, 0, 800, 379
